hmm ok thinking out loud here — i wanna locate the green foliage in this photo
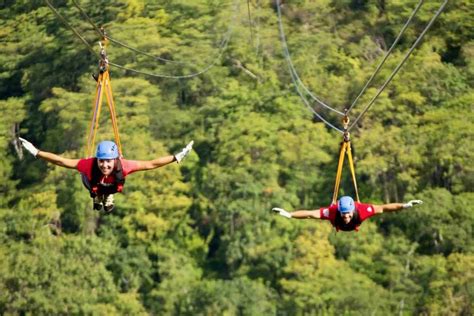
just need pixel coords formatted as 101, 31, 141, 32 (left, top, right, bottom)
411, 253, 474, 315
0, 0, 472, 314
383, 188, 474, 256
0, 235, 146, 314
0, 97, 26, 206
280, 225, 391, 315
177, 277, 276, 315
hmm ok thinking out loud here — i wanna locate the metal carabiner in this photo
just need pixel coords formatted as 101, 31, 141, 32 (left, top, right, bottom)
342, 109, 350, 142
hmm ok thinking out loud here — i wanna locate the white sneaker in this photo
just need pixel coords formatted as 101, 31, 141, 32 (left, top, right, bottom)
175, 140, 194, 163
103, 194, 115, 213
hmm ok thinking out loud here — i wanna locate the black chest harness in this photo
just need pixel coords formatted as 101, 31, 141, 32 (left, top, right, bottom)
81, 158, 125, 197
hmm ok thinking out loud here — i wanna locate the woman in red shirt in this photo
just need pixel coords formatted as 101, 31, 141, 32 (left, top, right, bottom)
19, 137, 193, 213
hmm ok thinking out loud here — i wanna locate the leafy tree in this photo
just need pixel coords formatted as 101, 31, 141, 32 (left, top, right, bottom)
280, 225, 392, 315
0, 235, 146, 314
177, 277, 276, 315
0, 0, 472, 314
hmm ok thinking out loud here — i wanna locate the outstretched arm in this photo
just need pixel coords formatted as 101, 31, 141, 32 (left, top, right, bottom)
37, 151, 79, 169
19, 137, 79, 169
133, 141, 194, 172
272, 207, 321, 219
374, 200, 423, 214
134, 155, 176, 171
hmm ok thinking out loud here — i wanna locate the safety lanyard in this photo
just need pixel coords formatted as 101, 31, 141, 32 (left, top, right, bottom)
331, 115, 360, 204
85, 36, 122, 157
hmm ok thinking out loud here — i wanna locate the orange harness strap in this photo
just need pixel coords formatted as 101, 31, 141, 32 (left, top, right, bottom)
331, 115, 360, 204
85, 36, 122, 157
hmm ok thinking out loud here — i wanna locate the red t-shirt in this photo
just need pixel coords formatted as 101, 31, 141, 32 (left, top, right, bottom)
77, 158, 140, 186
319, 202, 376, 231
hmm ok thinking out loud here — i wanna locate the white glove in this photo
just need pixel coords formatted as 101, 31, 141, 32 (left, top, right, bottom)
175, 140, 194, 163
403, 200, 423, 208
19, 137, 39, 157
272, 207, 292, 218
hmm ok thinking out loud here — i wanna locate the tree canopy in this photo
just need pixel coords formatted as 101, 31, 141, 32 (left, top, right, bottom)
0, 0, 472, 314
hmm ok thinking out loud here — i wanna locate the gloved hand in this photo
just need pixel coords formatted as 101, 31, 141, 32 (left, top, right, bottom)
19, 137, 39, 157
272, 207, 292, 218
175, 140, 194, 163
403, 200, 423, 208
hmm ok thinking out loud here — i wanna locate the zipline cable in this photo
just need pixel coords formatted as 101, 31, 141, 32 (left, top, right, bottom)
288, 56, 345, 133
103, 0, 239, 79
276, 1, 343, 133
46, 0, 237, 80
44, 0, 98, 58
105, 36, 191, 65
276, 0, 345, 117
346, 0, 425, 114
107, 35, 230, 79
72, 0, 192, 65
348, 0, 448, 131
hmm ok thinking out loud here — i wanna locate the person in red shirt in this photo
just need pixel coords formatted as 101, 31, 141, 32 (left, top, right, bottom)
19, 137, 193, 213
272, 196, 423, 232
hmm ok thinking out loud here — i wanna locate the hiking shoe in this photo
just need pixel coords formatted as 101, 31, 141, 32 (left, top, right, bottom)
93, 196, 103, 211
103, 194, 115, 213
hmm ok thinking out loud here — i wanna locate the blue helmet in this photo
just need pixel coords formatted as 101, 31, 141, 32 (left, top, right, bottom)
96, 141, 119, 159
338, 196, 355, 214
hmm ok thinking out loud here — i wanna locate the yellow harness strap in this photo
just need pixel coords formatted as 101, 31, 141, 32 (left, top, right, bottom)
331, 114, 360, 204
86, 71, 105, 157
85, 36, 122, 158
346, 140, 360, 202
103, 71, 122, 154
332, 141, 347, 204
331, 139, 360, 204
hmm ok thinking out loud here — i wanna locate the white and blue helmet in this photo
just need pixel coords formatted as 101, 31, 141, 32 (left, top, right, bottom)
338, 196, 355, 214
96, 141, 119, 159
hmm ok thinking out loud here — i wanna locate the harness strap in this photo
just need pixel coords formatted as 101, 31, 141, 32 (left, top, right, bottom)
346, 141, 360, 202
332, 141, 347, 204
331, 139, 360, 204
85, 35, 122, 157
103, 71, 122, 156
86, 73, 105, 157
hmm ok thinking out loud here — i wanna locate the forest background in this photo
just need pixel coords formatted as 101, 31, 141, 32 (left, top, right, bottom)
0, 0, 473, 314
